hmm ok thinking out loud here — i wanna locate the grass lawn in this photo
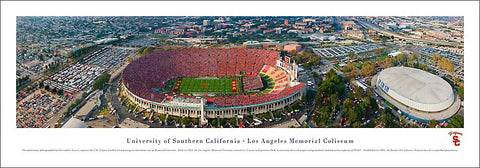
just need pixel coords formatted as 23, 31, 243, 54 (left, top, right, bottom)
376, 55, 388, 61
96, 106, 109, 117
163, 78, 177, 92
176, 77, 240, 93
354, 62, 362, 69
333, 64, 340, 69
384, 100, 398, 110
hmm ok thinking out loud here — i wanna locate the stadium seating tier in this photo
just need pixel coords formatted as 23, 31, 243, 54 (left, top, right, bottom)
123, 49, 303, 107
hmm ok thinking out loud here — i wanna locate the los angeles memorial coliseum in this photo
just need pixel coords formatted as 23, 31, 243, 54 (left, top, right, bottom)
373, 66, 461, 122
121, 49, 305, 123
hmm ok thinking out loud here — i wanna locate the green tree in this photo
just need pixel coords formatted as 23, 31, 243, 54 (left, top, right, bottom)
380, 107, 395, 128
411, 52, 419, 61
347, 51, 356, 60
51, 88, 57, 94
38, 54, 44, 61
429, 120, 438, 128
181, 117, 192, 125
343, 98, 353, 113
345, 92, 354, 100
366, 88, 375, 97
316, 69, 345, 106
374, 48, 385, 56
345, 62, 356, 72
411, 123, 419, 128
138, 47, 146, 55
352, 121, 361, 128
407, 54, 415, 64
367, 97, 378, 114
458, 86, 464, 101
433, 53, 442, 62
447, 115, 464, 128
142, 47, 154, 56
361, 62, 376, 76
379, 57, 394, 69
398, 114, 406, 128
330, 94, 339, 112
354, 86, 365, 100
228, 118, 236, 126
358, 101, 370, 114
396, 53, 407, 65
93, 73, 111, 90
211, 119, 218, 127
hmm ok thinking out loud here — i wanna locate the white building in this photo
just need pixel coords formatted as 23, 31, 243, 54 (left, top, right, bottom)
388, 51, 403, 57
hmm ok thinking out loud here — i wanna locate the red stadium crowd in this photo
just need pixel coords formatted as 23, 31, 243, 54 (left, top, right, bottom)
242, 75, 264, 92
122, 48, 303, 107
211, 83, 304, 107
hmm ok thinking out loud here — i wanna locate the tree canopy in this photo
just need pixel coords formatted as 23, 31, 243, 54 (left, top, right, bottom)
293, 49, 321, 66
361, 61, 376, 76
458, 86, 464, 101
447, 115, 463, 128
379, 107, 397, 128
429, 119, 438, 128
313, 69, 345, 126
93, 73, 111, 90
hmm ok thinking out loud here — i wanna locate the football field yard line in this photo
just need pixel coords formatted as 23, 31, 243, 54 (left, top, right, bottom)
174, 77, 240, 94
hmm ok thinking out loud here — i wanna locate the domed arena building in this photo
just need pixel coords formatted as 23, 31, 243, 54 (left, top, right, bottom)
373, 66, 461, 122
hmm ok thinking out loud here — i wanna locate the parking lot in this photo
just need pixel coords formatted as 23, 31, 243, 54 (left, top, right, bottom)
43, 47, 136, 94
82, 47, 136, 70
118, 39, 159, 47
16, 89, 70, 128
420, 47, 464, 81
312, 45, 381, 58
421, 47, 463, 67
43, 63, 105, 93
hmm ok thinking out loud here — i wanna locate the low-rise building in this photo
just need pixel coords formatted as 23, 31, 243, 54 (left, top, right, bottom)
119, 118, 150, 128
75, 90, 102, 120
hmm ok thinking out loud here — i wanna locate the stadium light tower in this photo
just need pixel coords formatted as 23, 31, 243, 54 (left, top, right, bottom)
200, 98, 208, 126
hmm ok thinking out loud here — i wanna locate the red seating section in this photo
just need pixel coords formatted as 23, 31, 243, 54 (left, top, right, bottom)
211, 83, 305, 107
259, 65, 290, 93
122, 48, 303, 107
243, 75, 264, 92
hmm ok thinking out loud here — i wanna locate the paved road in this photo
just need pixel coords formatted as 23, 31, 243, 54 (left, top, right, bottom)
269, 119, 300, 128
108, 76, 175, 128
356, 20, 463, 47
43, 91, 85, 128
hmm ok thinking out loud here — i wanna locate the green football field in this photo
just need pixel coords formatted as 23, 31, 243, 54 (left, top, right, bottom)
175, 77, 240, 93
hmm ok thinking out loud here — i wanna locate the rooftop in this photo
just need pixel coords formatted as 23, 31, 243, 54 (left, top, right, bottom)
119, 118, 150, 128
378, 66, 453, 104
62, 118, 88, 128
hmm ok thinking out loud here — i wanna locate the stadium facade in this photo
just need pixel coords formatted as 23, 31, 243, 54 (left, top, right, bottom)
121, 49, 305, 120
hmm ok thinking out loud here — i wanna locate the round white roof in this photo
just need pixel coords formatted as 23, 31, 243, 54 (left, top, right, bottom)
378, 66, 454, 109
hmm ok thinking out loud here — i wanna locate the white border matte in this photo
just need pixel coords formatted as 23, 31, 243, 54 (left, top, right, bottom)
2, 1, 479, 167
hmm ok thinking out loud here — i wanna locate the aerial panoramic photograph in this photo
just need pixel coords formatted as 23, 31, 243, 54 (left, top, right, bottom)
16, 16, 464, 129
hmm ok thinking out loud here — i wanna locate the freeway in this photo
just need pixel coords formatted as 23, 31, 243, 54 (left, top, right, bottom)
356, 20, 463, 47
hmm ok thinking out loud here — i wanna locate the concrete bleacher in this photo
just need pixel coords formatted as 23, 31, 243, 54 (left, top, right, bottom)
259, 65, 290, 93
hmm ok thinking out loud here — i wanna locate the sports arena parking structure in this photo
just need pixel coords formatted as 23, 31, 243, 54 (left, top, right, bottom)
121, 49, 305, 119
